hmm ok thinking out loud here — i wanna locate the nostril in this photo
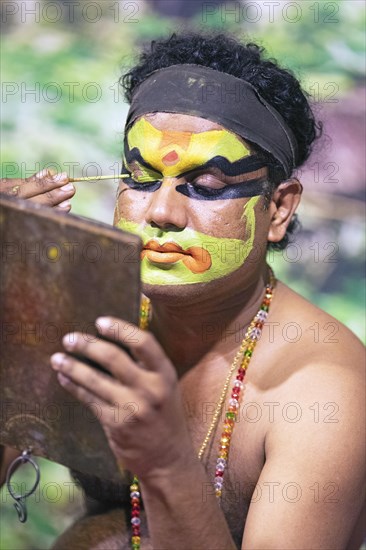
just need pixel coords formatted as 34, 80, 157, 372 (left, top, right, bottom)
150, 221, 182, 232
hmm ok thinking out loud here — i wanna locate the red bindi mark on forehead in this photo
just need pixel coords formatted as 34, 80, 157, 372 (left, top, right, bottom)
158, 130, 191, 166
162, 150, 180, 166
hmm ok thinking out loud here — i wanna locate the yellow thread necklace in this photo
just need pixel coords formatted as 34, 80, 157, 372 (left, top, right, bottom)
130, 272, 276, 548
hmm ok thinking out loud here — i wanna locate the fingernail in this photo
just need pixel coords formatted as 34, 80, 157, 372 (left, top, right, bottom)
53, 172, 68, 182
57, 372, 70, 386
96, 317, 111, 329
58, 200, 71, 208
36, 169, 48, 178
61, 183, 74, 192
63, 333, 77, 349
51, 352, 65, 369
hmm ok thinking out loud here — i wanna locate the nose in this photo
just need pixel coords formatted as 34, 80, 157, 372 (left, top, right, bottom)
145, 177, 188, 230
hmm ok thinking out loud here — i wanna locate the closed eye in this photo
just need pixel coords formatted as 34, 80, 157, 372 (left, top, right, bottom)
123, 159, 162, 184
189, 173, 226, 190
123, 176, 162, 192
122, 166, 162, 192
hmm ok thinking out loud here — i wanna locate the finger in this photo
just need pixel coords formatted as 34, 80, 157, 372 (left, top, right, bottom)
0, 178, 27, 197
28, 173, 75, 204
15, 169, 62, 198
51, 352, 130, 405
54, 200, 72, 212
61, 332, 144, 386
28, 185, 75, 208
55, 371, 114, 425
0, 173, 75, 207
19, 170, 73, 199
96, 317, 174, 377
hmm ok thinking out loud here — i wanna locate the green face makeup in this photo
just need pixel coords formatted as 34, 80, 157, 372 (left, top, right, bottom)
117, 116, 265, 285
116, 197, 260, 286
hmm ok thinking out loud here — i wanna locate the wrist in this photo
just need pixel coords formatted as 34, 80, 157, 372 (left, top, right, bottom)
139, 448, 200, 491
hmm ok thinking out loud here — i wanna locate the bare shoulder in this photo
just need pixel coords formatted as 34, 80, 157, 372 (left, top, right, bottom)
268, 280, 364, 374
258, 279, 365, 460
240, 282, 365, 549
253, 281, 365, 432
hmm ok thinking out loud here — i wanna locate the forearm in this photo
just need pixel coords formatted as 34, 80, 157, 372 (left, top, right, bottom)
140, 455, 237, 550
50, 323, 238, 547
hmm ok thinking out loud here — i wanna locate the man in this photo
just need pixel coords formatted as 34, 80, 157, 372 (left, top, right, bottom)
1, 33, 365, 549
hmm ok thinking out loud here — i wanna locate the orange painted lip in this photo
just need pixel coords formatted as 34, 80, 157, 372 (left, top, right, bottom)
141, 240, 212, 274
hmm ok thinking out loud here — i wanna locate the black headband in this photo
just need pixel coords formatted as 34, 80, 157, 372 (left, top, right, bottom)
125, 64, 298, 178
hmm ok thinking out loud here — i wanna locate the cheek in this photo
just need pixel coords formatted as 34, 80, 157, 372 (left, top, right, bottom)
115, 188, 150, 223
188, 199, 257, 240
115, 188, 269, 245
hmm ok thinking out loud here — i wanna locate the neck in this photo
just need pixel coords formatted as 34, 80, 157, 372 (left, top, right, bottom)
148, 265, 270, 376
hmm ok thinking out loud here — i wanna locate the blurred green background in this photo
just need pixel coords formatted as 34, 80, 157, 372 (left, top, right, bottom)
1, 0, 365, 548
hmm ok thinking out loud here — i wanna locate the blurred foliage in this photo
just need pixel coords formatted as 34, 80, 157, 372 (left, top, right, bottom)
0, 1, 365, 547
0, 456, 84, 549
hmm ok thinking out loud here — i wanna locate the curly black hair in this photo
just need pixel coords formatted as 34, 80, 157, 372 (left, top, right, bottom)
121, 32, 322, 250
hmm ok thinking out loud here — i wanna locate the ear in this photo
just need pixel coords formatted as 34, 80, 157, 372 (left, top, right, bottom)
267, 178, 303, 243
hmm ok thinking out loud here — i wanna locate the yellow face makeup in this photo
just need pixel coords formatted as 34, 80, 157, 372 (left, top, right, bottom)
116, 115, 266, 286
124, 116, 251, 182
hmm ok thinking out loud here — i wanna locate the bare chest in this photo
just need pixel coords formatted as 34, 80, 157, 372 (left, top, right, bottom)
65, 362, 275, 549
181, 376, 268, 546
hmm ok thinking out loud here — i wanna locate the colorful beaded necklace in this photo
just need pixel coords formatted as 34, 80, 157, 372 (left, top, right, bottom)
130, 272, 276, 549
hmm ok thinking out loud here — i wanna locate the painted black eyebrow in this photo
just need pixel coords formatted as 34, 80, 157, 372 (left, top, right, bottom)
124, 139, 267, 180
178, 155, 267, 179
124, 142, 160, 173
122, 140, 267, 200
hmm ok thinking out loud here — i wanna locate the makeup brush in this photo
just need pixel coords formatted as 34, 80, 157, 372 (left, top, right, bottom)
69, 174, 130, 182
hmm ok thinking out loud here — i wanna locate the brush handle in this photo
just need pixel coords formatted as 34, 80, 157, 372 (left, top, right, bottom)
69, 174, 130, 182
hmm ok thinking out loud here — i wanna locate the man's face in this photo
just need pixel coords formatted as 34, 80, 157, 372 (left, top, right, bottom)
115, 113, 271, 293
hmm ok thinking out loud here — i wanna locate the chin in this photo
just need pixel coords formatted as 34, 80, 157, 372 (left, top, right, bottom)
141, 271, 253, 307
140, 254, 268, 308
141, 280, 212, 305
